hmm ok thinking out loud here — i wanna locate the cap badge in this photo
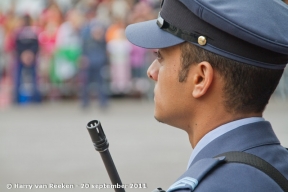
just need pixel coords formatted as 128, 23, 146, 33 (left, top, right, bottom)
198, 36, 207, 46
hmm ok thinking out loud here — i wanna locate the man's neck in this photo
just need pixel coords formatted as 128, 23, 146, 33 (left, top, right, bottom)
187, 110, 262, 148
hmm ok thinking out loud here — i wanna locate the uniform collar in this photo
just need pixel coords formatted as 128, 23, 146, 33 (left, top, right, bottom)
187, 117, 266, 169
189, 120, 280, 167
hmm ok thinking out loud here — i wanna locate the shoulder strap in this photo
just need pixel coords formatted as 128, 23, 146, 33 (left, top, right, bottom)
215, 151, 288, 192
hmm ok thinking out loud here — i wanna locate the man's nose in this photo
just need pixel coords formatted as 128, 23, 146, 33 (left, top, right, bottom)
147, 60, 160, 81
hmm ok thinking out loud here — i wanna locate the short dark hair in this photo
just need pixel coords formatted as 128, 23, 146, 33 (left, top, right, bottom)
179, 42, 284, 114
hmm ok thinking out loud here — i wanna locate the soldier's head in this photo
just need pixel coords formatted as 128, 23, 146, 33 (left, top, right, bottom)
125, 0, 288, 127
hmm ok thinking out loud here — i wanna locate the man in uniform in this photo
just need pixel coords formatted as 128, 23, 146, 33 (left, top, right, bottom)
125, 0, 288, 191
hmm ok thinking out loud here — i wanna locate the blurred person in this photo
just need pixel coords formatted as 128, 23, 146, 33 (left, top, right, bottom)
49, 9, 82, 99
0, 9, 20, 108
38, 21, 59, 97
39, 0, 63, 30
94, 0, 112, 26
3, 9, 19, 80
111, 0, 130, 21
106, 17, 127, 43
130, 44, 146, 79
38, 1, 64, 99
127, 1, 156, 97
130, 44, 156, 99
127, 0, 155, 24
80, 8, 109, 109
126, 0, 288, 191
107, 28, 132, 95
0, 11, 13, 108
13, 14, 41, 104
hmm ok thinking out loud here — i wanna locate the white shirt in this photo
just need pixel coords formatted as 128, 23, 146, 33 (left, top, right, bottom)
187, 117, 265, 169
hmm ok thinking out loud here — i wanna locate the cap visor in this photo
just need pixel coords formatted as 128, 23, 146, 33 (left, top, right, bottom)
125, 19, 184, 49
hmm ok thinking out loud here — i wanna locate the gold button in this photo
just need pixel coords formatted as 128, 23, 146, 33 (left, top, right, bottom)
198, 36, 207, 46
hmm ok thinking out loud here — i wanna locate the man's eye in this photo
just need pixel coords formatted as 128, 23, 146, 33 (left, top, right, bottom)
153, 50, 162, 60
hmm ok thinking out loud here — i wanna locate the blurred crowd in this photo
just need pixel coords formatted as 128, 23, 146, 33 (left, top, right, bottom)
0, 0, 287, 109
0, 0, 160, 108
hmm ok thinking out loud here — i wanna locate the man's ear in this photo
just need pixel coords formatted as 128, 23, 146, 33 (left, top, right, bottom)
191, 61, 213, 98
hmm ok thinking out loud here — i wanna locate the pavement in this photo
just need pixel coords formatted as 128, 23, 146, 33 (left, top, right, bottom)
0, 96, 287, 192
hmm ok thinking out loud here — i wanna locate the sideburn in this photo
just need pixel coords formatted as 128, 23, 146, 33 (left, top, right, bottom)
179, 43, 197, 82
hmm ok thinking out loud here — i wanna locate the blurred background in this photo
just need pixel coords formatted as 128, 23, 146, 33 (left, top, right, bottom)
0, 0, 160, 108
0, 0, 287, 192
